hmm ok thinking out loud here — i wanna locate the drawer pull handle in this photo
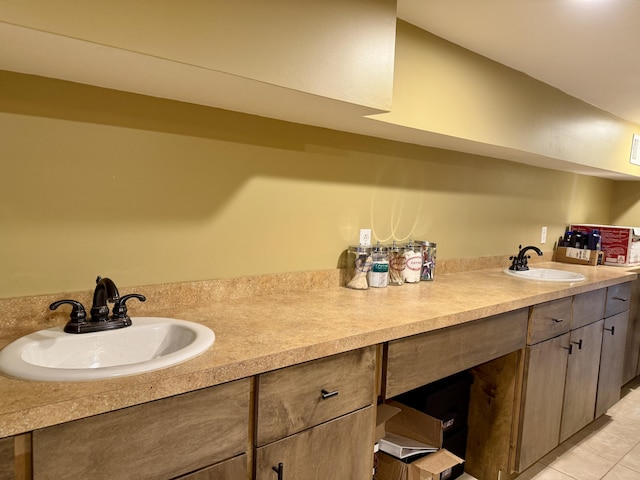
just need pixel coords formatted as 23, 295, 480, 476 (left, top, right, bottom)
321, 389, 339, 400
571, 339, 583, 350
552, 318, 564, 323
613, 296, 629, 302
605, 326, 616, 335
272, 462, 283, 480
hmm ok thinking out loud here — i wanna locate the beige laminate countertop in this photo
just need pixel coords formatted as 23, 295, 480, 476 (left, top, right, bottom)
0, 262, 636, 438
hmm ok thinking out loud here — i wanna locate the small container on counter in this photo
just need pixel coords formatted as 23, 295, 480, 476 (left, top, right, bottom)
367, 243, 389, 288
402, 240, 423, 283
420, 241, 437, 281
346, 245, 372, 290
387, 241, 406, 286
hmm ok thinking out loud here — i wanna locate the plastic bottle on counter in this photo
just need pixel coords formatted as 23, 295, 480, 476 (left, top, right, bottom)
368, 243, 389, 288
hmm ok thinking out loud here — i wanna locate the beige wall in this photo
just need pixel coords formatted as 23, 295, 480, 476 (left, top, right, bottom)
0, 71, 615, 298
0, 0, 396, 110
372, 22, 640, 178
611, 182, 640, 226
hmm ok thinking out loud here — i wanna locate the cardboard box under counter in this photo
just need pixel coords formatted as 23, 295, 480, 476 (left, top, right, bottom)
555, 247, 603, 266
375, 401, 464, 480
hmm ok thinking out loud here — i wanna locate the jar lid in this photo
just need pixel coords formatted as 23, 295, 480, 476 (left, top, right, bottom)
349, 244, 372, 254
387, 241, 403, 253
421, 241, 437, 247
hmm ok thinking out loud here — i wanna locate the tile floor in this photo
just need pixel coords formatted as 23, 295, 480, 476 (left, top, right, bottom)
460, 377, 640, 480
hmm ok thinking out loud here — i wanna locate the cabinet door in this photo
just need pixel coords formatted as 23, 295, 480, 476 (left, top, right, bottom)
175, 454, 247, 480
596, 311, 629, 417
33, 379, 250, 480
560, 320, 604, 442
624, 277, 640, 383
0, 437, 13, 480
255, 406, 374, 480
517, 333, 569, 472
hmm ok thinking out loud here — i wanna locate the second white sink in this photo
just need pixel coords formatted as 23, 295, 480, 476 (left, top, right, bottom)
0, 317, 215, 382
503, 268, 586, 282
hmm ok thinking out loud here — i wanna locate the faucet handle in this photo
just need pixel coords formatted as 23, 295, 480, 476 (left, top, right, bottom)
50, 299, 87, 321
112, 294, 146, 320
50, 300, 88, 334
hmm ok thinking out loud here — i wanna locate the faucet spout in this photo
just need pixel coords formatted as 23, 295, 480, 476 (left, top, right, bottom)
509, 245, 543, 271
90, 276, 120, 322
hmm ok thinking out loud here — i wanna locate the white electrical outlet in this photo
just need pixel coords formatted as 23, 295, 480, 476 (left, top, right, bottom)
359, 228, 372, 246
541, 226, 547, 244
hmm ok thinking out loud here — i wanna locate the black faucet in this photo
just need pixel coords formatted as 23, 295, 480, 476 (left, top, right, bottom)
90, 276, 120, 322
50, 276, 146, 334
509, 245, 543, 271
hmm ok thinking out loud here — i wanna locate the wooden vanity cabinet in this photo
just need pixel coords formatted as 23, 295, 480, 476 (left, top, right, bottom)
516, 331, 570, 472
176, 454, 248, 480
624, 276, 640, 383
595, 282, 632, 417
255, 406, 374, 480
516, 297, 574, 471
384, 309, 528, 398
254, 347, 376, 480
0, 437, 14, 480
32, 378, 251, 480
596, 311, 630, 417
559, 319, 604, 442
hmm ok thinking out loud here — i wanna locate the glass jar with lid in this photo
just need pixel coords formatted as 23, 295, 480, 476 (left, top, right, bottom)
387, 241, 405, 286
402, 240, 423, 283
367, 243, 389, 288
420, 241, 437, 281
346, 245, 372, 289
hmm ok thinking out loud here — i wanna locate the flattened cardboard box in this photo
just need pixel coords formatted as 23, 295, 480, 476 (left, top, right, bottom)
376, 400, 464, 480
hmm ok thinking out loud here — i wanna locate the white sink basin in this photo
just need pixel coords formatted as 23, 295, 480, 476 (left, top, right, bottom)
0, 317, 215, 382
503, 268, 586, 282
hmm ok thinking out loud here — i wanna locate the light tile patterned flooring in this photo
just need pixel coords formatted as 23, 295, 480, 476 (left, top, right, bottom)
460, 377, 640, 480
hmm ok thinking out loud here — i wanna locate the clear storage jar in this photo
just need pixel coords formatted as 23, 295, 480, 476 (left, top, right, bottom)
420, 241, 437, 281
402, 241, 423, 283
367, 243, 389, 288
387, 241, 405, 286
346, 245, 372, 290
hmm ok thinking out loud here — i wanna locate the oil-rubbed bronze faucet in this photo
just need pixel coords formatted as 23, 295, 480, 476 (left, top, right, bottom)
509, 245, 543, 271
50, 276, 146, 333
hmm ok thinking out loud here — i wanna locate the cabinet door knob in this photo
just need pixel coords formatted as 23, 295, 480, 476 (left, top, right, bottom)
272, 462, 283, 480
604, 326, 615, 335
321, 389, 339, 400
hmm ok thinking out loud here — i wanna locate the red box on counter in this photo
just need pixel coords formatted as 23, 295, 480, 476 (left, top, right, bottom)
570, 224, 640, 266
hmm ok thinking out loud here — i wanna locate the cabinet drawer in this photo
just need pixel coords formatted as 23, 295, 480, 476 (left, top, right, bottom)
256, 346, 375, 446
385, 309, 528, 399
528, 297, 572, 345
605, 282, 632, 318
572, 289, 606, 329
33, 378, 251, 480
